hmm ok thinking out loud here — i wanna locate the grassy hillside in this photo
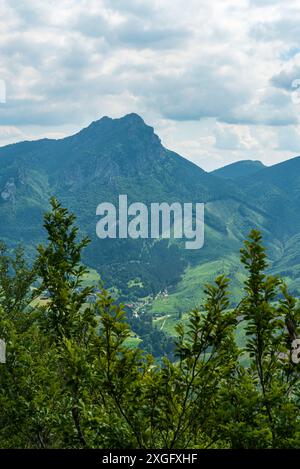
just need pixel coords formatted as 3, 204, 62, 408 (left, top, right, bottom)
1, 115, 300, 319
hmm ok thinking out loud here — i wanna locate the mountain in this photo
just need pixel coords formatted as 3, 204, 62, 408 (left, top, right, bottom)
211, 160, 265, 180
0, 113, 300, 323
0, 114, 243, 299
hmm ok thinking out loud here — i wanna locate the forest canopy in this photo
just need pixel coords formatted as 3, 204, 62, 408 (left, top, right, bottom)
0, 198, 299, 449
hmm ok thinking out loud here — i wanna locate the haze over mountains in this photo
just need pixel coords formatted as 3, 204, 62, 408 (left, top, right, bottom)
0, 113, 300, 313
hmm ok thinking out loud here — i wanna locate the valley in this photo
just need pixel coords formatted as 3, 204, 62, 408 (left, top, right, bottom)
0, 113, 300, 330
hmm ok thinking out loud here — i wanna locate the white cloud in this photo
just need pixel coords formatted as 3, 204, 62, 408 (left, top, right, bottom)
276, 125, 300, 152
0, 0, 300, 169
214, 124, 258, 151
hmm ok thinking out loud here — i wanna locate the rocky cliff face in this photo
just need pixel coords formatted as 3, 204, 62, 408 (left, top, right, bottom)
1, 179, 16, 202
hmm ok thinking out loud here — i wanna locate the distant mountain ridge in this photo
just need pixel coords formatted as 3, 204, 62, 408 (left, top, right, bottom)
211, 160, 265, 180
0, 113, 300, 313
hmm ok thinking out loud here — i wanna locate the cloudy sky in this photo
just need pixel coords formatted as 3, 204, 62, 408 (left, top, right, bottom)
0, 0, 300, 170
